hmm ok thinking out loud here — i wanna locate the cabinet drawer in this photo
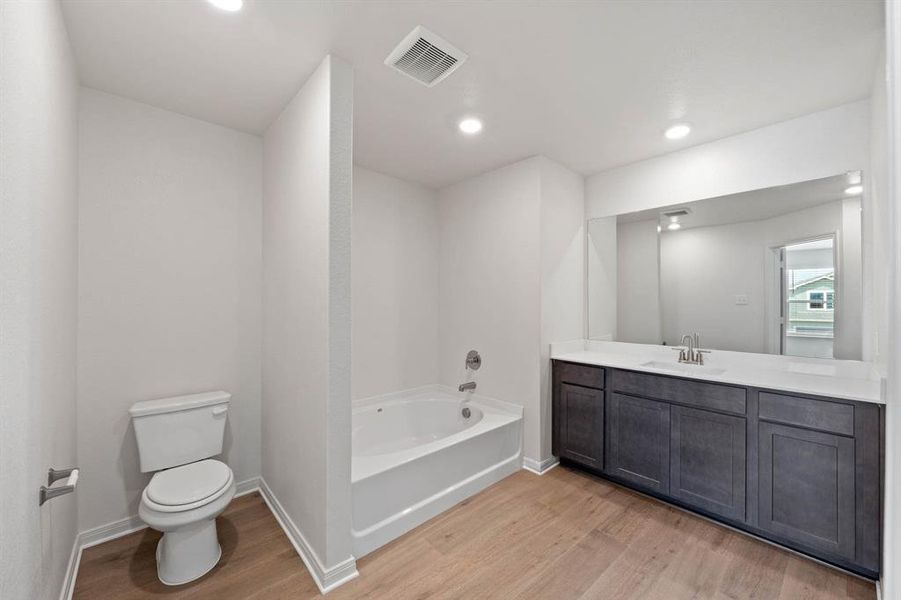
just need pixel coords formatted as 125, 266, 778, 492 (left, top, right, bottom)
556, 361, 605, 389
613, 370, 746, 415
758, 392, 854, 437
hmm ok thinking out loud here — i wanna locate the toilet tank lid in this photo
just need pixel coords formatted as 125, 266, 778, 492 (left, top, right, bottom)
129, 391, 231, 418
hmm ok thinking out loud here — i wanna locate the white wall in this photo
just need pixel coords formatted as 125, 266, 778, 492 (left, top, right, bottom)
864, 45, 890, 366
660, 220, 769, 352
438, 158, 543, 460
261, 55, 354, 572
587, 217, 617, 340
876, 6, 897, 597
615, 219, 661, 344
538, 157, 585, 460
586, 101, 869, 219
839, 198, 864, 359
438, 156, 584, 465
352, 167, 439, 400
0, 1, 79, 598
76, 88, 263, 532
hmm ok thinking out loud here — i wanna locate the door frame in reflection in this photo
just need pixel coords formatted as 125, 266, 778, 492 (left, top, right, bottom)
766, 233, 839, 359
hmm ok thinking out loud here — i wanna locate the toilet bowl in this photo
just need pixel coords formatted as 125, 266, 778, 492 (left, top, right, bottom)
138, 459, 236, 585
129, 390, 235, 585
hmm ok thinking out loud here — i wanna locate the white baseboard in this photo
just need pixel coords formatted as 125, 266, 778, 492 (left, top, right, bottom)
876, 578, 883, 600
60, 514, 148, 600
258, 477, 358, 594
80, 514, 147, 550
235, 476, 261, 497
60, 476, 263, 600
522, 456, 559, 475
58, 530, 83, 600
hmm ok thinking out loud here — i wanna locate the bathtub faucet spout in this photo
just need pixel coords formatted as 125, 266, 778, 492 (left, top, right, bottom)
458, 381, 476, 392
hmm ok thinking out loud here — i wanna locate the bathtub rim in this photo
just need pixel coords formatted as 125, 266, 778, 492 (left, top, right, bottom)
351, 385, 523, 484
352, 383, 523, 415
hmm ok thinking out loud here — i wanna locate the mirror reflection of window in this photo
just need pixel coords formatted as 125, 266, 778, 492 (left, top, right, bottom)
783, 238, 836, 359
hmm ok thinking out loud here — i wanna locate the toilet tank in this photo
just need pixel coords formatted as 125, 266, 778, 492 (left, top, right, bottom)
129, 391, 230, 473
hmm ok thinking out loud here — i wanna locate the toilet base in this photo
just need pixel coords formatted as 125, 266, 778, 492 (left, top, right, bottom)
156, 518, 222, 586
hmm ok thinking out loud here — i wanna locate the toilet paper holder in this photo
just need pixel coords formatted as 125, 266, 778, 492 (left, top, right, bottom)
39, 467, 79, 506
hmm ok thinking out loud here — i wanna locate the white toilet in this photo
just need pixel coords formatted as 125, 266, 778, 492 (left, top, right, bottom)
129, 390, 236, 586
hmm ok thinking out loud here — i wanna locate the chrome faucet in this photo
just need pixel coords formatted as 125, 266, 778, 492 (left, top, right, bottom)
675, 332, 710, 365
458, 381, 477, 392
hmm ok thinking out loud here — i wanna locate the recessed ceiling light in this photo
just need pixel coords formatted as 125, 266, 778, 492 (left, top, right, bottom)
458, 118, 483, 135
207, 0, 243, 12
667, 222, 682, 231
664, 123, 691, 140
844, 185, 863, 196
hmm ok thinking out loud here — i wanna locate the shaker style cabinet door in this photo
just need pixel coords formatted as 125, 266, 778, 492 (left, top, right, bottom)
670, 405, 746, 521
606, 393, 670, 494
557, 383, 604, 470
758, 421, 855, 560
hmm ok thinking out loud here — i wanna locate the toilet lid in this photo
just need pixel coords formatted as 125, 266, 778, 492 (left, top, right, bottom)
146, 459, 232, 506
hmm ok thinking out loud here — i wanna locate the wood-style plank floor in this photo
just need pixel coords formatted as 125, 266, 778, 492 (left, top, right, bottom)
74, 466, 876, 599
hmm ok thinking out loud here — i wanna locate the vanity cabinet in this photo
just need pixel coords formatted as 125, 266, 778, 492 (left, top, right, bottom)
552, 363, 605, 471
754, 391, 883, 572
608, 369, 748, 518
551, 359, 883, 578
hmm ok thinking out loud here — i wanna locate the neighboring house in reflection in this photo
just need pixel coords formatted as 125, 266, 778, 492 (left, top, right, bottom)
787, 271, 835, 337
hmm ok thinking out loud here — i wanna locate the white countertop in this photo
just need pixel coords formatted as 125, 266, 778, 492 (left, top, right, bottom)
551, 340, 884, 404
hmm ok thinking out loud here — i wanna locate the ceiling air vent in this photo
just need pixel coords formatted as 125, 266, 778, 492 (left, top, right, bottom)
661, 208, 692, 219
385, 25, 468, 87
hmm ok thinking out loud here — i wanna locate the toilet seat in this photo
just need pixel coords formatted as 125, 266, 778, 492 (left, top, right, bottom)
143, 459, 233, 513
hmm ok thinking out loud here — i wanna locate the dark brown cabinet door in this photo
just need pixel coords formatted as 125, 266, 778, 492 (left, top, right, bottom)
606, 393, 670, 493
758, 422, 855, 560
670, 405, 746, 521
558, 383, 604, 470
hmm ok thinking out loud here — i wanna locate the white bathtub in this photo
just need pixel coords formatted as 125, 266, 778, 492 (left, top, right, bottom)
351, 385, 523, 557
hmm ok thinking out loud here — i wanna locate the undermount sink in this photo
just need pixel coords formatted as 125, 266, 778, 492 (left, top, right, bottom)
640, 360, 726, 376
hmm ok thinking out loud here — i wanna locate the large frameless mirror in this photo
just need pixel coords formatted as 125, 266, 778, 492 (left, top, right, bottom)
588, 172, 864, 360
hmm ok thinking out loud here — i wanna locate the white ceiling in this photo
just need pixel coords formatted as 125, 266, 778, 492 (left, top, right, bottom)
617, 173, 855, 229
60, 0, 884, 188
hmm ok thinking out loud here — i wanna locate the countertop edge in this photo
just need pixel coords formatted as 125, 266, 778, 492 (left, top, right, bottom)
551, 352, 885, 405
